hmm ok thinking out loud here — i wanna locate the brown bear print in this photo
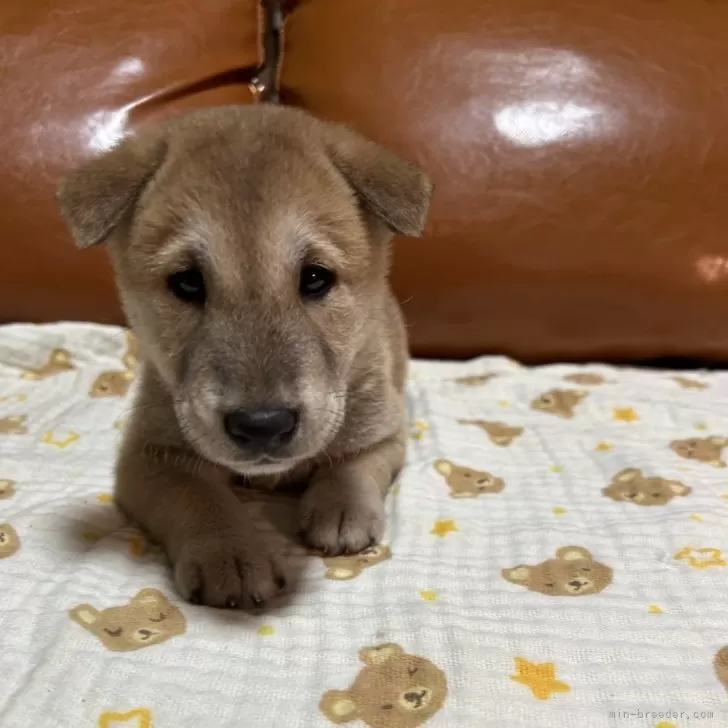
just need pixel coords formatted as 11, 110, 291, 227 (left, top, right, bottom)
21, 348, 75, 381
90, 369, 136, 398
90, 330, 139, 398
564, 373, 605, 386
434, 459, 505, 498
502, 546, 613, 597
673, 376, 709, 391
0, 479, 16, 500
320, 643, 448, 728
0, 415, 27, 435
714, 646, 728, 692
531, 390, 588, 419
454, 374, 496, 386
670, 436, 728, 468
603, 468, 691, 506
0, 524, 20, 559
323, 545, 392, 580
457, 420, 524, 446
69, 588, 186, 652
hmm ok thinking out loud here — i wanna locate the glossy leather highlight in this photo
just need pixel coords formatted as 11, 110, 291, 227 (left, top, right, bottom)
1, 0, 260, 324
281, 0, 728, 361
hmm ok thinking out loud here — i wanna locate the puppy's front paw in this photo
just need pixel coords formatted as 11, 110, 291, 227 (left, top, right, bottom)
299, 479, 385, 556
174, 535, 287, 609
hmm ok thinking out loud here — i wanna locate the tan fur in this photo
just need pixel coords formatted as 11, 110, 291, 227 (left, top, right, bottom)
434, 459, 505, 498
457, 419, 523, 446
603, 468, 691, 506
69, 588, 186, 651
670, 436, 728, 468
57, 105, 432, 608
531, 389, 588, 419
320, 643, 447, 727
502, 546, 613, 597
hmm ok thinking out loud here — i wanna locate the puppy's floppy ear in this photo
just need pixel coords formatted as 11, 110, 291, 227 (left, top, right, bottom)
57, 133, 167, 249
323, 124, 433, 237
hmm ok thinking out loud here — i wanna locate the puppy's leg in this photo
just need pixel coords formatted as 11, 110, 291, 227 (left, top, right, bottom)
299, 432, 405, 555
116, 447, 286, 609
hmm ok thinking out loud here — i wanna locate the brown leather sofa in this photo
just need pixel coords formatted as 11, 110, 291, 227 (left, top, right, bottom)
4, 0, 728, 363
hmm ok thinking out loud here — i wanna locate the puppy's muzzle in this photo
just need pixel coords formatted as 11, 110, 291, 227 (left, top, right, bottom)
223, 407, 299, 452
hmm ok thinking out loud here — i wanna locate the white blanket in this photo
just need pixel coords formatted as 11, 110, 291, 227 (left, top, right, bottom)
1, 323, 727, 728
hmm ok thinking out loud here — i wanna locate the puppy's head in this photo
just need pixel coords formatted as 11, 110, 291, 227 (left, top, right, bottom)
58, 106, 432, 475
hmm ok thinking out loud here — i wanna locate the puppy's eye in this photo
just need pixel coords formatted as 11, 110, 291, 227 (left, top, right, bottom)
167, 268, 206, 305
300, 264, 335, 300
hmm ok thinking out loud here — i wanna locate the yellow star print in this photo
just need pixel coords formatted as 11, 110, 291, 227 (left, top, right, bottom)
42, 431, 80, 449
648, 604, 663, 614
595, 441, 614, 452
431, 520, 458, 537
510, 658, 571, 700
613, 407, 640, 423
98, 708, 152, 728
674, 546, 727, 570
420, 590, 438, 601
258, 625, 275, 636
409, 420, 429, 441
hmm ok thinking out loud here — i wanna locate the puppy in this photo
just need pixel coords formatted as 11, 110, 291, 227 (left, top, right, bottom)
57, 105, 432, 608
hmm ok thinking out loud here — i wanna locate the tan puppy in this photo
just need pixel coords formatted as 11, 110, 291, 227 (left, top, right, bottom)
58, 105, 432, 609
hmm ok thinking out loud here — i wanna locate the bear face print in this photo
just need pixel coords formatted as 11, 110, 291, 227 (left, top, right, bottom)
502, 546, 613, 597
670, 437, 728, 468
603, 468, 691, 506
0, 524, 20, 559
90, 331, 139, 398
715, 646, 728, 692
564, 373, 605, 386
323, 545, 392, 580
69, 588, 186, 652
673, 376, 708, 390
0, 415, 27, 435
0, 479, 16, 500
21, 348, 75, 381
531, 390, 588, 419
454, 374, 496, 386
434, 459, 505, 498
320, 643, 448, 728
457, 420, 523, 446
90, 370, 135, 398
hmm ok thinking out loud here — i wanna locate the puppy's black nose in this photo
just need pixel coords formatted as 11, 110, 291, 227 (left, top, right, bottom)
224, 408, 299, 445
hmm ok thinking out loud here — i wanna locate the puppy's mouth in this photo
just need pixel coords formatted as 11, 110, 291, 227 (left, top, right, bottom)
241, 455, 296, 476
175, 388, 346, 475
